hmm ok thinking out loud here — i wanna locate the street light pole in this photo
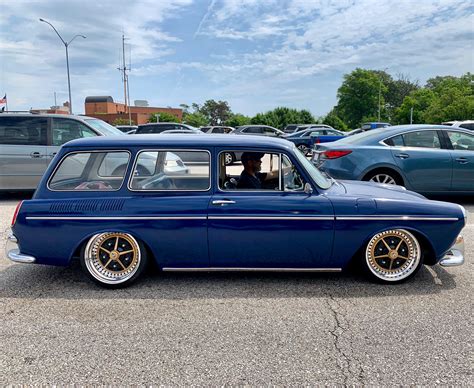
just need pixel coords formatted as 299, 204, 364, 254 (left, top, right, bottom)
377, 67, 389, 122
39, 18, 86, 115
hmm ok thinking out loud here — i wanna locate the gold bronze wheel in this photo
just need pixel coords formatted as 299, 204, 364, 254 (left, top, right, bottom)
365, 229, 421, 282
84, 232, 142, 285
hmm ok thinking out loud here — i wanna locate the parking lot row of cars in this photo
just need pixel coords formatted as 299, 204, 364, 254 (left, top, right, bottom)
0, 113, 472, 194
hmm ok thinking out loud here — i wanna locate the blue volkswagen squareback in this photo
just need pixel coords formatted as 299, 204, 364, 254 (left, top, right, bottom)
6, 135, 466, 288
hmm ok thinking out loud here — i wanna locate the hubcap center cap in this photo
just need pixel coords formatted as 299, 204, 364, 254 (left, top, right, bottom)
110, 251, 119, 260
389, 250, 398, 260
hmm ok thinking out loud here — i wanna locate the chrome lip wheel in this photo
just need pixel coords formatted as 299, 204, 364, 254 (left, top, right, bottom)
365, 229, 421, 282
85, 232, 141, 285
369, 174, 396, 185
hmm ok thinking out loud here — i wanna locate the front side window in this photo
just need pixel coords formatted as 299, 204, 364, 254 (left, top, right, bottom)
0, 117, 47, 145
447, 131, 474, 151
52, 118, 97, 146
49, 151, 130, 191
130, 150, 210, 191
402, 130, 441, 149
219, 151, 305, 191
243, 127, 263, 134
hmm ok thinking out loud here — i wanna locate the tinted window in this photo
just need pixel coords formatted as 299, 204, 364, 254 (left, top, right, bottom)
212, 127, 225, 134
0, 117, 47, 145
243, 127, 263, 134
386, 135, 404, 146
52, 118, 97, 146
447, 131, 474, 151
49, 151, 129, 190
263, 127, 277, 136
459, 123, 474, 130
136, 125, 171, 134
402, 131, 441, 149
130, 150, 210, 191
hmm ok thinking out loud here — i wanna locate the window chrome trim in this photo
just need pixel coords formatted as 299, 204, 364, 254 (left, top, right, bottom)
128, 148, 211, 192
336, 216, 459, 221
47, 149, 131, 192
380, 128, 446, 149
26, 216, 207, 220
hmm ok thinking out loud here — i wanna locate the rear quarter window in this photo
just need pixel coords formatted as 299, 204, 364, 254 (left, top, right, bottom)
0, 117, 47, 145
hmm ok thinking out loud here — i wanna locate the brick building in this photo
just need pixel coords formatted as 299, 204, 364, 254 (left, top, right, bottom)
84, 96, 182, 125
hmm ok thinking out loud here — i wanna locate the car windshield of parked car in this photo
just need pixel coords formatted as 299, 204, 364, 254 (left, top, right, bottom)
83, 119, 124, 136
292, 147, 332, 189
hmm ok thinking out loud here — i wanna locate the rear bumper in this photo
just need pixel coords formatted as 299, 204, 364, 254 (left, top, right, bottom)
5, 231, 36, 264
439, 234, 464, 267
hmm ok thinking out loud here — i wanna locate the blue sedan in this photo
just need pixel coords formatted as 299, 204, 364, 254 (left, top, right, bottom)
313, 125, 474, 194
284, 128, 345, 155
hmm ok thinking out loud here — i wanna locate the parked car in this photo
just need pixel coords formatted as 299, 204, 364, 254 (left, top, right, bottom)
0, 113, 124, 191
115, 125, 138, 133
294, 124, 336, 133
6, 134, 465, 288
313, 125, 474, 194
232, 125, 285, 137
201, 126, 235, 134
346, 122, 391, 136
283, 124, 302, 133
284, 128, 346, 155
135, 122, 198, 134
442, 120, 474, 131
159, 129, 204, 135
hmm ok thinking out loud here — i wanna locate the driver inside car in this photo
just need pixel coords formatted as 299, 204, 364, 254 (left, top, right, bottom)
237, 152, 280, 189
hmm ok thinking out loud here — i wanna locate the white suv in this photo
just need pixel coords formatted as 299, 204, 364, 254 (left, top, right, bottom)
442, 120, 474, 131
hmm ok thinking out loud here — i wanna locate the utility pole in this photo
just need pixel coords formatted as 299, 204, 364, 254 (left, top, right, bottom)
410, 106, 414, 124
118, 34, 132, 125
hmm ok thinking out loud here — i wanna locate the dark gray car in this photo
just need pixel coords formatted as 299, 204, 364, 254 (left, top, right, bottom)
0, 113, 124, 190
232, 125, 285, 137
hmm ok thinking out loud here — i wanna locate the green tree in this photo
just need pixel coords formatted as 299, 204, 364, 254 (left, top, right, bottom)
225, 113, 251, 127
183, 111, 208, 127
336, 68, 389, 128
149, 112, 181, 123
393, 89, 437, 124
250, 107, 315, 129
322, 110, 348, 131
199, 100, 232, 125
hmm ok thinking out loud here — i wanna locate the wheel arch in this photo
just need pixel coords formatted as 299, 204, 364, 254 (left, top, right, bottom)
360, 165, 407, 187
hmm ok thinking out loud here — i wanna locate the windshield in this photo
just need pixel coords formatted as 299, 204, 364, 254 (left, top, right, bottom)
84, 119, 124, 136
293, 146, 332, 189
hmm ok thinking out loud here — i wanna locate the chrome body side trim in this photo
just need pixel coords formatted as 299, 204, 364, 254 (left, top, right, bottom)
6, 233, 36, 264
209, 216, 335, 220
439, 234, 464, 267
162, 267, 342, 272
337, 216, 459, 221
26, 216, 207, 220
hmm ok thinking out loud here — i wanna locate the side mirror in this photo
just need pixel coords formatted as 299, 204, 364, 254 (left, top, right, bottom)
304, 182, 313, 195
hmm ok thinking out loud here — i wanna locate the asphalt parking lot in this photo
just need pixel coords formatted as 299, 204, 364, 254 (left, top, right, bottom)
1, 193, 473, 385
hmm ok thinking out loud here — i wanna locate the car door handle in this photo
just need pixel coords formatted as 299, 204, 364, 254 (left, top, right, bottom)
212, 200, 236, 206
395, 153, 409, 159
30, 152, 42, 158
455, 157, 468, 164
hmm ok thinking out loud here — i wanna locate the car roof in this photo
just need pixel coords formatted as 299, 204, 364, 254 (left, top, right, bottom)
63, 133, 296, 151
0, 113, 98, 120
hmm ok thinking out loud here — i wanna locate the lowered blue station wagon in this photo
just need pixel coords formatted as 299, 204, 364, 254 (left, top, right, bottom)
6, 135, 466, 288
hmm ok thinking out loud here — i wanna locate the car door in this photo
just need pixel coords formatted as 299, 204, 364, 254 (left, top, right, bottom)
208, 151, 335, 269
0, 116, 48, 190
389, 130, 452, 192
47, 117, 99, 160
444, 130, 474, 191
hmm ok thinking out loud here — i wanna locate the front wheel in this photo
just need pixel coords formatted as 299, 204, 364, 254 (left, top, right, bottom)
364, 229, 423, 283
81, 232, 148, 288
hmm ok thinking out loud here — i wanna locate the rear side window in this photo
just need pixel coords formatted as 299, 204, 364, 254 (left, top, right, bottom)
0, 117, 47, 145
402, 131, 441, 149
385, 135, 404, 146
49, 151, 130, 191
52, 118, 97, 146
130, 150, 210, 191
136, 125, 170, 134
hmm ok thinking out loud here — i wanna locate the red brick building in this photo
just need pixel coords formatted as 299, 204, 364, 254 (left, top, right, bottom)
84, 96, 182, 125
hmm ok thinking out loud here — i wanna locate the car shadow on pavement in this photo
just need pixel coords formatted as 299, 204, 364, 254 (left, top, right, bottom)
0, 261, 459, 300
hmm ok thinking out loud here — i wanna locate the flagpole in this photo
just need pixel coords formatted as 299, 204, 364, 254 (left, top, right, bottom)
5, 94, 8, 112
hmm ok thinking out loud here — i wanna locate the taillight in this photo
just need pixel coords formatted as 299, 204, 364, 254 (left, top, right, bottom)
11, 200, 23, 227
323, 150, 352, 159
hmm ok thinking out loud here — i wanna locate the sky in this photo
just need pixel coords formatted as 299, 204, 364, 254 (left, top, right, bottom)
0, 0, 473, 117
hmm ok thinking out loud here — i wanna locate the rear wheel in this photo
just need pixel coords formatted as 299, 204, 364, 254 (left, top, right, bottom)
364, 169, 403, 185
297, 144, 310, 156
364, 229, 423, 283
81, 232, 147, 288
224, 152, 235, 165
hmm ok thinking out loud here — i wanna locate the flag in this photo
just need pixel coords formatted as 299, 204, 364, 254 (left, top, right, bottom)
0, 94, 6, 104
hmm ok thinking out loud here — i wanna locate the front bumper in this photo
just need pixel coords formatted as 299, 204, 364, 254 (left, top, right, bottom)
439, 234, 464, 267
5, 231, 36, 264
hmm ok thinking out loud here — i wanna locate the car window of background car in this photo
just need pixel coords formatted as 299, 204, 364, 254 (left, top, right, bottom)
263, 127, 278, 136
83, 119, 123, 136
243, 127, 263, 134
447, 131, 474, 151
52, 118, 97, 146
459, 123, 474, 130
0, 117, 47, 145
402, 130, 441, 149
212, 127, 225, 134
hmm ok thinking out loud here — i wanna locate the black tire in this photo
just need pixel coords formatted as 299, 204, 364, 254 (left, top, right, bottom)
363, 229, 423, 284
364, 169, 403, 186
80, 232, 148, 288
